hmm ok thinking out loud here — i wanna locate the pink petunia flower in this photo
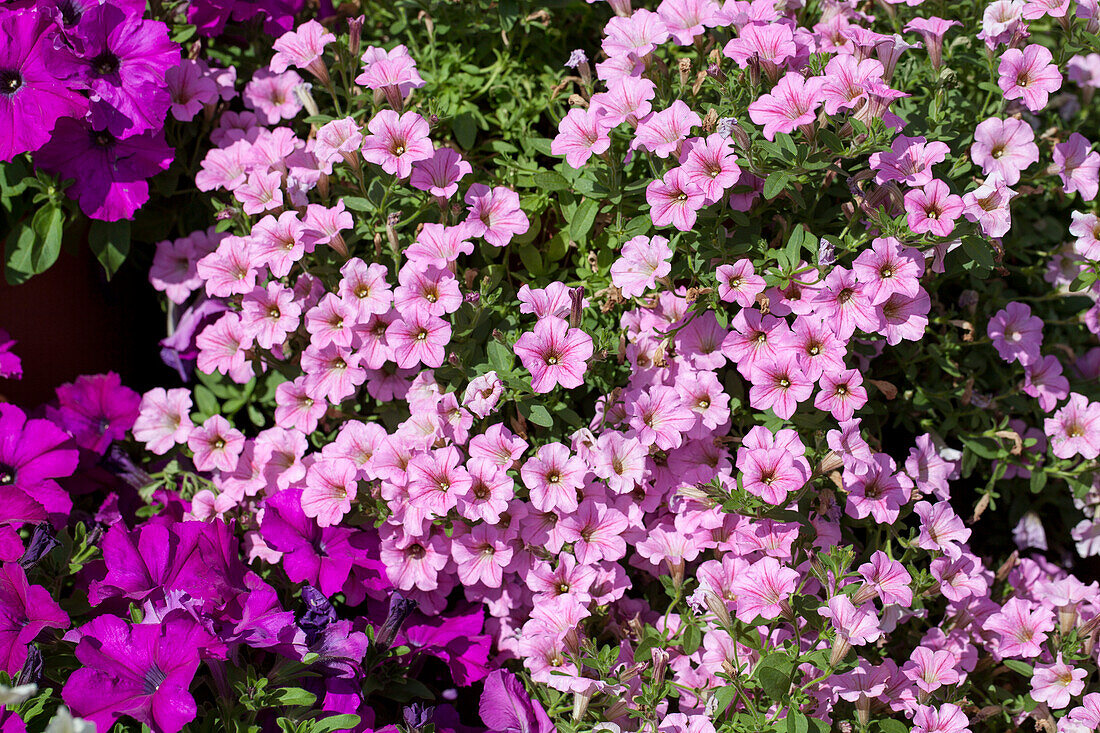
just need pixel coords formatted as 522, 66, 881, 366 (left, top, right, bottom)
132, 388, 194, 455
521, 442, 586, 513
998, 45, 1062, 112
386, 310, 452, 369
716, 260, 766, 307
301, 457, 358, 527
970, 117, 1039, 186
1032, 654, 1087, 709
552, 107, 615, 168
747, 72, 825, 141
984, 597, 1055, 658
188, 415, 244, 472
904, 179, 963, 237
410, 147, 472, 200
464, 184, 530, 247
1054, 133, 1100, 201
610, 235, 673, 298
646, 167, 707, 231
1045, 392, 1100, 459
633, 100, 701, 158
987, 301, 1043, 366
362, 110, 433, 179
513, 317, 593, 393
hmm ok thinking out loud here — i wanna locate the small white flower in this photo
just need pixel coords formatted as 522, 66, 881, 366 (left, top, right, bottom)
44, 706, 96, 733
0, 683, 36, 707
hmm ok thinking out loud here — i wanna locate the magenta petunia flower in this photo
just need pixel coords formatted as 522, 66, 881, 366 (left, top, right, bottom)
63, 614, 213, 733
34, 117, 173, 221
51, 372, 141, 455
0, 562, 68, 674
61, 4, 179, 137
998, 44, 1062, 112
0, 330, 21, 381
513, 317, 593, 393
0, 8, 87, 161
165, 59, 217, 122
0, 403, 77, 525
747, 72, 825, 141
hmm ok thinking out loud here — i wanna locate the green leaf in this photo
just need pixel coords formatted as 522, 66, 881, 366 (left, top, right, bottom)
516, 244, 544, 277
1029, 469, 1048, 494
682, 622, 702, 655
754, 652, 792, 701
452, 112, 477, 149
4, 220, 38, 285
310, 715, 361, 733
786, 710, 809, 733
342, 197, 372, 212
524, 403, 553, 428
961, 234, 995, 276
486, 340, 514, 373
763, 171, 789, 200
1004, 659, 1034, 677
528, 171, 571, 192
569, 198, 599, 244
194, 385, 219, 418
88, 219, 131, 280
271, 687, 317, 708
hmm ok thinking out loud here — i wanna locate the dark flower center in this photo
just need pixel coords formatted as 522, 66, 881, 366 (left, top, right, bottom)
143, 664, 169, 695
0, 463, 14, 485
93, 130, 116, 148
0, 69, 21, 95
92, 51, 121, 76
407, 543, 425, 559
57, 0, 84, 26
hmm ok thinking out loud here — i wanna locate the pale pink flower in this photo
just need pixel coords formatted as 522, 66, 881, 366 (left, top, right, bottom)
132, 388, 193, 455
552, 107, 615, 168
464, 184, 529, 247
463, 371, 504, 418
904, 179, 963, 237
1054, 133, 1100, 201
716, 260, 765, 307
241, 282, 301, 350
188, 415, 244, 472
1032, 654, 1087, 709
313, 118, 364, 168
984, 597, 1055, 658
410, 147, 472, 199
610, 235, 673, 298
998, 45, 1062, 112
633, 100, 701, 158
912, 704, 969, 733
971, 117, 1039, 186
270, 20, 335, 81
747, 72, 825, 141
451, 524, 514, 588
646, 167, 707, 231
513, 317, 593, 393
730, 557, 799, 622
361, 110, 433, 179
386, 310, 452, 369
521, 442, 586, 513
902, 647, 960, 694
243, 69, 303, 124
678, 134, 740, 203
602, 9, 669, 58
301, 457, 358, 527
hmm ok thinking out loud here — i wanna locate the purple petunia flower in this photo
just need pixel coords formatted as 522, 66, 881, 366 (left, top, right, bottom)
187, 0, 306, 38
87, 519, 246, 607
0, 403, 77, 526
58, 3, 179, 137
63, 613, 215, 733
34, 116, 173, 221
479, 669, 554, 733
48, 372, 141, 455
0, 562, 68, 675
0, 8, 87, 162
0, 330, 20, 380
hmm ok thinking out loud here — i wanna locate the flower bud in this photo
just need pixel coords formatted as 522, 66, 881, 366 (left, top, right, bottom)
375, 592, 418, 650
347, 15, 364, 60
19, 523, 59, 570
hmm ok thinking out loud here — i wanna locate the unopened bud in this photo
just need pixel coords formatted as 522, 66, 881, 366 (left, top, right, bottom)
704, 591, 733, 629
651, 648, 669, 688
347, 15, 364, 59
569, 286, 585, 328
